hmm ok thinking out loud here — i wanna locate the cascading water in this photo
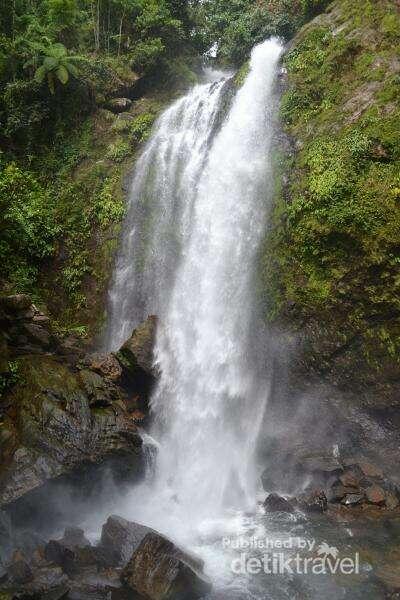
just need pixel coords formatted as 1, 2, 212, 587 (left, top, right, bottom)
104, 38, 283, 593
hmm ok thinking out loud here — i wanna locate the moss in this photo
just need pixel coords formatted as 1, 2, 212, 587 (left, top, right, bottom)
235, 62, 250, 87
22, 93, 169, 337
262, 0, 400, 379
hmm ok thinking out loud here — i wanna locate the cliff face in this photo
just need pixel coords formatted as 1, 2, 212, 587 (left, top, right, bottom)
262, 0, 400, 407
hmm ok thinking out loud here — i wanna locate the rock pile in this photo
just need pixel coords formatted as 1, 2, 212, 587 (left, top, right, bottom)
262, 455, 400, 516
0, 516, 212, 600
0, 295, 159, 536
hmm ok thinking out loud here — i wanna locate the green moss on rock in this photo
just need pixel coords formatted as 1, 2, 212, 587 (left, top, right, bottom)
262, 0, 400, 395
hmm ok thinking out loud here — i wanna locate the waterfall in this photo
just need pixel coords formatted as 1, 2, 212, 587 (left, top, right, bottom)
106, 38, 282, 545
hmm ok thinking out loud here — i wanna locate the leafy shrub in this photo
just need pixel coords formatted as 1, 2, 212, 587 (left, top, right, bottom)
129, 112, 157, 143
106, 140, 131, 162
0, 163, 57, 289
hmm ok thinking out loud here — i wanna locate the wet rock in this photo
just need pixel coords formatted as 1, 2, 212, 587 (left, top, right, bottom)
0, 355, 143, 507
67, 582, 115, 600
44, 527, 92, 570
0, 294, 32, 312
297, 489, 328, 513
106, 98, 132, 113
327, 483, 347, 503
28, 565, 68, 594
342, 493, 364, 506
263, 493, 294, 513
365, 484, 385, 505
62, 527, 91, 549
343, 458, 384, 480
301, 456, 343, 476
7, 551, 34, 584
385, 491, 400, 510
32, 314, 51, 326
45, 539, 76, 574
358, 460, 384, 480
375, 563, 400, 593
117, 316, 158, 376
100, 515, 152, 567
79, 369, 119, 408
121, 532, 212, 600
22, 323, 52, 347
339, 468, 362, 489
82, 353, 122, 382
44, 528, 114, 576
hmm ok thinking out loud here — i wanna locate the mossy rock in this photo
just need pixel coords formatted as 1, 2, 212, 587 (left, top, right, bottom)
261, 0, 400, 400
116, 315, 158, 376
0, 355, 142, 507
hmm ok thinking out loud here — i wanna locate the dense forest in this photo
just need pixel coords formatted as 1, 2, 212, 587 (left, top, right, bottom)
0, 0, 329, 330
1, 0, 399, 386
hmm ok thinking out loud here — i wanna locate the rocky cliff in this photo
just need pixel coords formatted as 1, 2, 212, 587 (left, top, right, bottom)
0, 295, 157, 545
262, 0, 400, 406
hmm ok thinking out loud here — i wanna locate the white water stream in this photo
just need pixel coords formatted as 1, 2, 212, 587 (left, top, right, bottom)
104, 39, 283, 595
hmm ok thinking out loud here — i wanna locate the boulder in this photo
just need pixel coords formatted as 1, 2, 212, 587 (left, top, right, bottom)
300, 456, 343, 476
100, 515, 152, 567
44, 525, 125, 578
121, 532, 212, 600
358, 460, 384, 480
7, 551, 33, 584
117, 316, 158, 376
365, 484, 385, 505
106, 98, 132, 113
297, 489, 328, 513
62, 527, 91, 549
263, 493, 294, 513
82, 353, 122, 382
385, 490, 400, 510
78, 369, 119, 408
0, 356, 143, 507
23, 322, 52, 348
342, 458, 384, 480
0, 294, 32, 312
341, 493, 364, 506
26, 565, 68, 595
339, 468, 362, 489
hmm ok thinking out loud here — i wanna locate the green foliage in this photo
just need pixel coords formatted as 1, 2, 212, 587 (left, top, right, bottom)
95, 176, 126, 228
263, 0, 400, 367
0, 361, 22, 396
29, 43, 83, 94
130, 38, 165, 74
129, 112, 157, 143
106, 139, 131, 162
0, 162, 58, 290
196, 0, 330, 65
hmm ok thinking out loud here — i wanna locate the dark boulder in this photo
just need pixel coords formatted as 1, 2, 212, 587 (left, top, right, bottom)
341, 493, 364, 506
106, 98, 132, 113
0, 294, 32, 312
62, 527, 91, 549
121, 532, 212, 600
297, 489, 328, 513
7, 551, 34, 584
263, 493, 294, 513
365, 484, 385, 505
385, 490, 400, 510
117, 316, 158, 377
81, 353, 122, 382
44, 527, 93, 575
339, 467, 362, 489
100, 515, 152, 567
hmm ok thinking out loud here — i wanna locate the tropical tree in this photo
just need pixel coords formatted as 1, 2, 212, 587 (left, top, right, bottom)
30, 43, 83, 94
